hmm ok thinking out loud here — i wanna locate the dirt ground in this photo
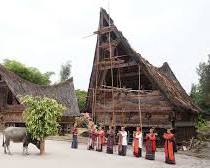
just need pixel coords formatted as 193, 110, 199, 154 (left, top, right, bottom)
0, 134, 210, 168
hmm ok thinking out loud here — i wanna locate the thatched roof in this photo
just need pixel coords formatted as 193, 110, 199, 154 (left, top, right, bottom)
88, 8, 200, 114
138, 56, 200, 113
0, 64, 80, 117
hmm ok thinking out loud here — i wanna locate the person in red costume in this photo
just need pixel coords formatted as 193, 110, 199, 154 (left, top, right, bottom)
145, 128, 156, 160
133, 127, 143, 157
96, 126, 105, 152
163, 128, 176, 164
106, 126, 115, 154
88, 125, 97, 150
71, 123, 78, 149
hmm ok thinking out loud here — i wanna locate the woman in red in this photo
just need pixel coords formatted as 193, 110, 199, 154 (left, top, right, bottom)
88, 125, 97, 150
96, 126, 105, 152
133, 127, 143, 157
106, 126, 115, 154
71, 123, 78, 149
145, 128, 156, 160
163, 128, 176, 164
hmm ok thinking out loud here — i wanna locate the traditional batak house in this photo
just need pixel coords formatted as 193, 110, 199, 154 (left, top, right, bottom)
86, 8, 200, 143
0, 64, 80, 131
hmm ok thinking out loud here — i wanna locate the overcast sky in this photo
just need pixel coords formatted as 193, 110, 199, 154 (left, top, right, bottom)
0, 0, 210, 93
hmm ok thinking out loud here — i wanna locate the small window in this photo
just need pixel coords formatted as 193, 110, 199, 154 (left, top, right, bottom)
7, 91, 13, 105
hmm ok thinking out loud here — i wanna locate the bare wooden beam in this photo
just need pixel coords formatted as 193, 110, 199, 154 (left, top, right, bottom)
98, 61, 137, 70
103, 55, 128, 60
94, 26, 116, 35
95, 107, 173, 113
95, 123, 172, 128
99, 85, 158, 93
175, 121, 196, 127
95, 59, 125, 66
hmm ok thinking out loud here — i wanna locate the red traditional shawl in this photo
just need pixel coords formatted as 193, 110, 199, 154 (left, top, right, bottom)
72, 128, 78, 135
91, 129, 97, 141
133, 131, 141, 156
98, 130, 105, 144
146, 133, 156, 152
163, 133, 175, 162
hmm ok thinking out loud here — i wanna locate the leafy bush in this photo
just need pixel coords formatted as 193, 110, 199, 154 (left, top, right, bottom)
21, 95, 65, 154
196, 113, 207, 130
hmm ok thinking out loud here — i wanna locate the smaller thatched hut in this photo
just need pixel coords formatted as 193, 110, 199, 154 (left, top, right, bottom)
0, 64, 80, 132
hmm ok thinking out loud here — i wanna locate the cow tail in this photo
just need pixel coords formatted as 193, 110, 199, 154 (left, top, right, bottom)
2, 131, 5, 147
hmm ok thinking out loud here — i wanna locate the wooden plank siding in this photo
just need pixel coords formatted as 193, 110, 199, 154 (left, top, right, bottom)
94, 90, 173, 127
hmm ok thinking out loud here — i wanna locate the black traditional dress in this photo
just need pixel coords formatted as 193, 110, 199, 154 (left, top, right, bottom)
106, 129, 115, 154
145, 133, 156, 160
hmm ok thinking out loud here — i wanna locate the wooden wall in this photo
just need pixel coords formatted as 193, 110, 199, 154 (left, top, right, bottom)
93, 89, 197, 142
94, 90, 173, 128
175, 126, 196, 142
2, 105, 25, 124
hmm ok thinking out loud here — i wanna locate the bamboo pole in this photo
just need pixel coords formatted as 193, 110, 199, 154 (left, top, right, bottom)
92, 22, 101, 124
138, 65, 143, 130
107, 5, 115, 128
92, 89, 95, 122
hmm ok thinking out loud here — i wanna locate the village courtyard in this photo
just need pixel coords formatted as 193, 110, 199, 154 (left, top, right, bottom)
0, 134, 209, 168
0, 1, 210, 168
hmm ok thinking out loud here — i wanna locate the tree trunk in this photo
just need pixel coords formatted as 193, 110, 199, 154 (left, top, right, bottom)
40, 139, 45, 155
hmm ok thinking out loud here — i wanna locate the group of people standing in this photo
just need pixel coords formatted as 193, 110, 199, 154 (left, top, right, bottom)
87, 126, 105, 152
71, 124, 176, 165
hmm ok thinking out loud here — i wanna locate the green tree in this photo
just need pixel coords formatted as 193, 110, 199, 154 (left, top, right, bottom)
75, 89, 87, 111
3, 59, 54, 85
191, 54, 210, 113
21, 95, 65, 155
190, 84, 202, 106
196, 54, 210, 112
60, 61, 71, 82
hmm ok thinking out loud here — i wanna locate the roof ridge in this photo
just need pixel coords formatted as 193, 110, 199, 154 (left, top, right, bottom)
0, 64, 73, 88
